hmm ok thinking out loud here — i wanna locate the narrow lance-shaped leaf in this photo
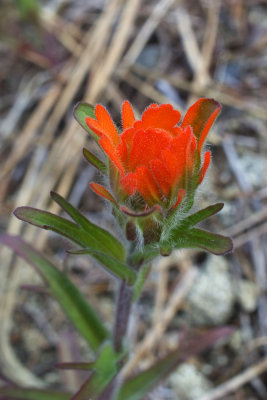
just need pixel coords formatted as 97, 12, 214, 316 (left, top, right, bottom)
168, 227, 233, 255
176, 203, 224, 231
14, 206, 86, 247
0, 234, 109, 352
0, 387, 71, 400
67, 249, 136, 284
83, 148, 107, 174
71, 345, 120, 400
14, 202, 135, 284
74, 102, 99, 141
50, 191, 125, 262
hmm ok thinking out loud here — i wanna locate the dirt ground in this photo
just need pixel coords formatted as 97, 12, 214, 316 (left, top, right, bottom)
1, 0, 267, 399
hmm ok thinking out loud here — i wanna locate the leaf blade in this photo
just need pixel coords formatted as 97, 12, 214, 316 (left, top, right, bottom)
170, 227, 233, 255
0, 234, 109, 352
179, 203, 224, 229
14, 205, 134, 282
14, 206, 86, 247
71, 345, 120, 400
50, 192, 126, 262
83, 148, 107, 174
0, 387, 71, 400
73, 102, 99, 140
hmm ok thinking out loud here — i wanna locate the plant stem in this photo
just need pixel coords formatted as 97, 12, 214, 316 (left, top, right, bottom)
113, 280, 133, 353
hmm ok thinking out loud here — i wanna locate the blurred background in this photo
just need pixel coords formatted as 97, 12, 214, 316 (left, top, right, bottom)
1, 0, 267, 399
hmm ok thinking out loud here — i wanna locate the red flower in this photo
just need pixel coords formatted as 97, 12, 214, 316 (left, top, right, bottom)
85, 99, 221, 211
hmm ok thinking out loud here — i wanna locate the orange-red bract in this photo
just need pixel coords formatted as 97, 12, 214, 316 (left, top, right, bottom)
85, 98, 221, 210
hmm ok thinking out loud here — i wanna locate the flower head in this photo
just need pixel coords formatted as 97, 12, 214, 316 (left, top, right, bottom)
85, 98, 221, 213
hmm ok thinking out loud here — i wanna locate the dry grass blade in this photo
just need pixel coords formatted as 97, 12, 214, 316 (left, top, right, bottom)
121, 0, 178, 71
198, 358, 267, 400
88, 0, 141, 101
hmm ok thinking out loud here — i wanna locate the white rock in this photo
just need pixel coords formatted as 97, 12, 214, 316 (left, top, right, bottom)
169, 363, 212, 400
236, 279, 260, 312
186, 256, 235, 326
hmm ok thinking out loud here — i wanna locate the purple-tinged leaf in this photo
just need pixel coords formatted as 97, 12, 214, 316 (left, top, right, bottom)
0, 386, 71, 400
0, 234, 109, 352
56, 362, 94, 371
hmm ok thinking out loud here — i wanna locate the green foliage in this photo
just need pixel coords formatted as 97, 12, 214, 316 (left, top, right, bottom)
73, 102, 99, 141
0, 387, 71, 400
50, 191, 125, 262
0, 234, 109, 352
14, 0, 40, 20
170, 227, 233, 255
71, 345, 121, 400
83, 148, 107, 174
14, 193, 136, 284
161, 203, 233, 255
179, 203, 224, 229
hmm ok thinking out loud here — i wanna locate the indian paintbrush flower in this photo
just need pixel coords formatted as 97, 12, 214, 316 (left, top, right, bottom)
85, 98, 221, 215
77, 98, 232, 254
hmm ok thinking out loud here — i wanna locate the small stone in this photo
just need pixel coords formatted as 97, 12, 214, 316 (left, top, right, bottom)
186, 256, 234, 326
169, 363, 212, 400
236, 279, 260, 312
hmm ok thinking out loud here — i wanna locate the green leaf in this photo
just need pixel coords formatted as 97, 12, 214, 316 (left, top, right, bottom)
14, 206, 85, 247
178, 203, 224, 230
0, 387, 71, 400
0, 234, 109, 352
169, 227, 233, 255
131, 244, 159, 266
83, 148, 107, 174
14, 0, 40, 20
133, 264, 151, 301
68, 249, 136, 284
71, 345, 120, 400
116, 354, 175, 400
50, 191, 126, 263
73, 102, 99, 141
14, 199, 135, 284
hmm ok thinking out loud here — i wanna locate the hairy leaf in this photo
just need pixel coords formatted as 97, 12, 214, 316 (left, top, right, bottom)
50, 192, 125, 261
14, 200, 135, 283
179, 203, 224, 229
169, 227, 233, 255
83, 148, 107, 174
73, 102, 98, 140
